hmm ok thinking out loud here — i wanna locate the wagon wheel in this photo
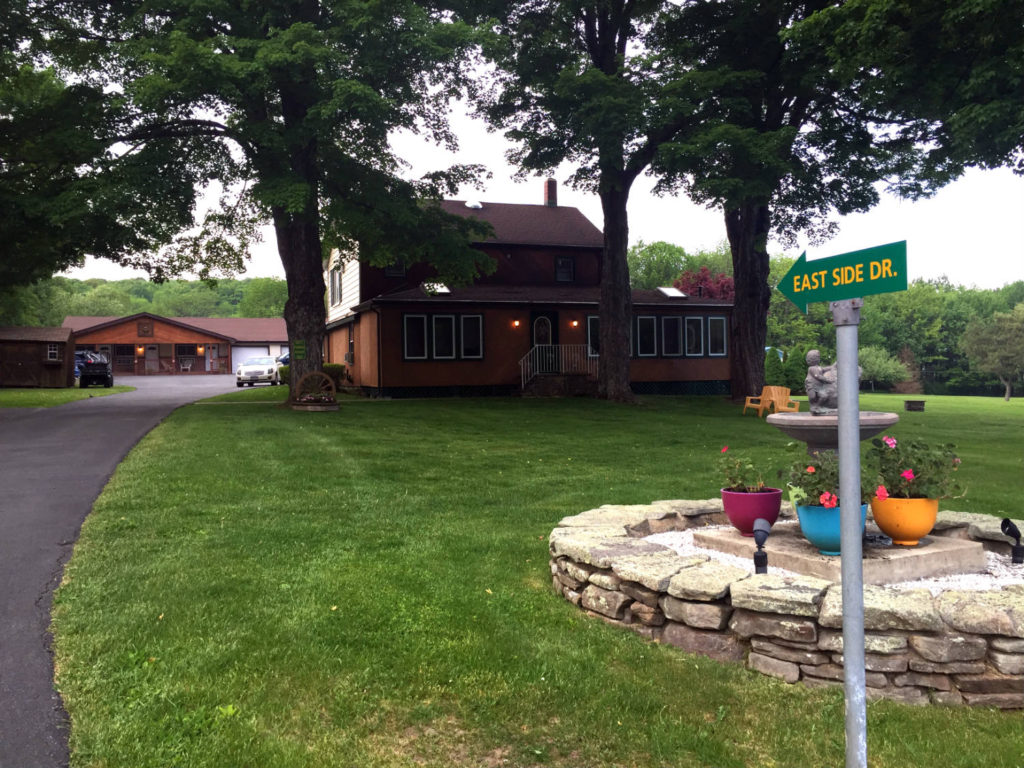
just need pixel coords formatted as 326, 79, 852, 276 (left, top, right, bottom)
294, 370, 336, 401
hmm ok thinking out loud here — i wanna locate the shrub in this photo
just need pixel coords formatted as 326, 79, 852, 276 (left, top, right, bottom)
323, 363, 347, 388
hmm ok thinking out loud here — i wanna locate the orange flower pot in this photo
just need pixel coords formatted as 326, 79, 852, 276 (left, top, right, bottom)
869, 497, 939, 546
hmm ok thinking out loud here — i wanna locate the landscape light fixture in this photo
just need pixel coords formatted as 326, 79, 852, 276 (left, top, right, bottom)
752, 518, 771, 574
1001, 518, 1024, 565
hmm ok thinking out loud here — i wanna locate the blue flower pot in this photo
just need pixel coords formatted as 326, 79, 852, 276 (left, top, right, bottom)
796, 503, 868, 556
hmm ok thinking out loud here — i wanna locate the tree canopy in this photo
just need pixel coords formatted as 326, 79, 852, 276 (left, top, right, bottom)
9, 0, 492, 391
962, 304, 1024, 400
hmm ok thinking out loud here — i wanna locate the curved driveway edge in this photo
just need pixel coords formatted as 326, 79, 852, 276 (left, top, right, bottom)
0, 376, 238, 768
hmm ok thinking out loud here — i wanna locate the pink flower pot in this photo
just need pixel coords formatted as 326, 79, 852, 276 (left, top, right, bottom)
721, 488, 783, 536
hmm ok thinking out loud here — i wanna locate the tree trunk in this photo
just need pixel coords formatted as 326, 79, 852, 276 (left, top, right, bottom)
724, 201, 773, 402
999, 374, 1012, 401
598, 182, 634, 402
275, 208, 326, 400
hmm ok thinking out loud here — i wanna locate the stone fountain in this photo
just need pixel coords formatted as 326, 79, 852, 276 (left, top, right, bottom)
766, 349, 898, 454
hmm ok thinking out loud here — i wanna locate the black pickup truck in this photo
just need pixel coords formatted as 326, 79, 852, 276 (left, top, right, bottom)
76, 351, 114, 388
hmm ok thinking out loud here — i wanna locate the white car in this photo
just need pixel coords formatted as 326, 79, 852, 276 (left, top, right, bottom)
236, 356, 282, 387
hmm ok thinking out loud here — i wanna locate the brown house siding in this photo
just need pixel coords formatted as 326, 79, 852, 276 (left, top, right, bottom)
0, 341, 75, 388
75, 318, 226, 347
341, 304, 731, 396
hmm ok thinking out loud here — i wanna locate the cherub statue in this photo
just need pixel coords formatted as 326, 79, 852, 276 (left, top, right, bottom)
805, 349, 839, 415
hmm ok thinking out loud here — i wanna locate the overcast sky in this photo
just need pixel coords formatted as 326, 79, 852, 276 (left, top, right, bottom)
65, 104, 1024, 291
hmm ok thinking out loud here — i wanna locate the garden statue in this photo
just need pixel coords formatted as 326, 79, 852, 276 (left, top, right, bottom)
805, 349, 839, 415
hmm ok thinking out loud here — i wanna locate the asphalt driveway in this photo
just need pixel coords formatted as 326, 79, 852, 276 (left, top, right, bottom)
0, 376, 239, 768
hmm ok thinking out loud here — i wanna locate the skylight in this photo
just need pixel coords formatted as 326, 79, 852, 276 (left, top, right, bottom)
658, 286, 686, 297
423, 282, 451, 295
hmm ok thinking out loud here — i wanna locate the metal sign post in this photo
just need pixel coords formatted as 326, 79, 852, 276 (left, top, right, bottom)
777, 242, 910, 768
832, 298, 867, 768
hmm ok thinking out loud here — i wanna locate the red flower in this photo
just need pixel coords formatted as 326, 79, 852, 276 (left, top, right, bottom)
875, 485, 889, 501
721, 446, 729, 453
806, 466, 816, 473
819, 492, 838, 509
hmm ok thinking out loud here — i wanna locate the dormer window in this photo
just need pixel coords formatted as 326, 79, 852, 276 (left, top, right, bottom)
555, 256, 575, 283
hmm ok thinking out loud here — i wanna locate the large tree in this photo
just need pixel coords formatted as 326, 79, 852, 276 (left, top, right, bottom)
478, 1, 710, 401
13, 0, 491, 391
962, 304, 1024, 401
646, 0, 949, 399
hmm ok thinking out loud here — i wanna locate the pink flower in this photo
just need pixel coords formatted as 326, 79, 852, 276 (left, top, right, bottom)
806, 466, 816, 473
883, 436, 897, 449
901, 469, 915, 481
721, 446, 729, 453
819, 492, 838, 509
875, 485, 889, 500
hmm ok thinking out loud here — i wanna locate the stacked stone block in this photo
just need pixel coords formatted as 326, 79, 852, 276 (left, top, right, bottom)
550, 500, 1024, 709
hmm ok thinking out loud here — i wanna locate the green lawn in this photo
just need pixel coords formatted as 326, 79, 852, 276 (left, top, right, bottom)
0, 385, 135, 408
51, 394, 1024, 767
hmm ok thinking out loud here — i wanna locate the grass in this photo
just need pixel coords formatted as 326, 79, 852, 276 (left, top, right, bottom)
0, 385, 135, 408
201, 385, 363, 405
51, 394, 1024, 767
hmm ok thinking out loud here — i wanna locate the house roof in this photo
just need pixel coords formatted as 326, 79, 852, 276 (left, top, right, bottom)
0, 326, 74, 343
365, 284, 731, 309
63, 314, 288, 343
439, 200, 604, 249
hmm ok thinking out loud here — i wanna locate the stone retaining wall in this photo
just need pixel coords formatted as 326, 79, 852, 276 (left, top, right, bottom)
550, 500, 1024, 709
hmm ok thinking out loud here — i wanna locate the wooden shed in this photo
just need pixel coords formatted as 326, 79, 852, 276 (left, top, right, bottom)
0, 326, 76, 388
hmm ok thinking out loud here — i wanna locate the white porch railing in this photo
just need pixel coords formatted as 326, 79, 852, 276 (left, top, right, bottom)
519, 344, 598, 389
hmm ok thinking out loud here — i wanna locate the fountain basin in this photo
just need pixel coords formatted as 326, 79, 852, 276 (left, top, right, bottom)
767, 411, 899, 454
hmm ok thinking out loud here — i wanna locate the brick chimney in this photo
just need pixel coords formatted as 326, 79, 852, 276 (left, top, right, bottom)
544, 178, 557, 207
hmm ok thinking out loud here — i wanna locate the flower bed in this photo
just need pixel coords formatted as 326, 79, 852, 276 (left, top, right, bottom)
549, 500, 1024, 709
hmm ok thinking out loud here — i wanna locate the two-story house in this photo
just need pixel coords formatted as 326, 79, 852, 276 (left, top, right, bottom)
324, 181, 732, 397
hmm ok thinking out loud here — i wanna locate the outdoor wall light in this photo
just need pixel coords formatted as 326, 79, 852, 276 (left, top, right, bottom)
570, 320, 579, 328
752, 518, 771, 574
197, 345, 205, 354
136, 346, 144, 355
512, 319, 521, 328
1001, 518, 1024, 564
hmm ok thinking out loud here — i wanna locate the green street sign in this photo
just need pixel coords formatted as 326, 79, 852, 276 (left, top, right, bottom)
777, 241, 908, 313
293, 340, 306, 360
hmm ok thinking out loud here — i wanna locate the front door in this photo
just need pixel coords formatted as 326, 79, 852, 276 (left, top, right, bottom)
145, 345, 159, 373
531, 311, 559, 374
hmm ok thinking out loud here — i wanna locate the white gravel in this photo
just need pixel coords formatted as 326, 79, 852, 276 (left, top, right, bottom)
646, 527, 1024, 595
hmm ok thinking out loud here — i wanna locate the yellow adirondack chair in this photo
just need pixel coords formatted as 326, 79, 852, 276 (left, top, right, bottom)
743, 386, 799, 417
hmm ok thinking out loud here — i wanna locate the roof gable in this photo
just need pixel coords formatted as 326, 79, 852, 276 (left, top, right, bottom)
0, 326, 74, 343
63, 314, 287, 343
439, 200, 603, 249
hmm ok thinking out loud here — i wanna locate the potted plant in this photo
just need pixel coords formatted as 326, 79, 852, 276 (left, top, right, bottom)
719, 446, 782, 536
868, 435, 963, 545
785, 449, 870, 556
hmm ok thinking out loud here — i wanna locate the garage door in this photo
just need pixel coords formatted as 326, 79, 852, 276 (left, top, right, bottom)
231, 346, 270, 370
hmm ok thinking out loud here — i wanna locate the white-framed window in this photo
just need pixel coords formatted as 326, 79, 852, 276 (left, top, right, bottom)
461, 315, 483, 359
432, 315, 456, 360
662, 316, 683, 357
47, 343, 60, 361
708, 316, 728, 357
586, 315, 600, 357
329, 268, 342, 306
685, 317, 704, 357
636, 316, 657, 357
403, 314, 428, 360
